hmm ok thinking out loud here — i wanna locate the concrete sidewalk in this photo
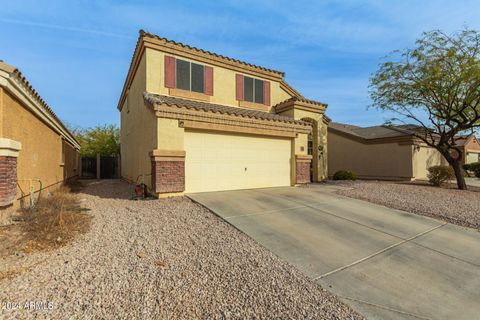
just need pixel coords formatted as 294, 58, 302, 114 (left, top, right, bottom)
188, 185, 480, 320
466, 177, 480, 188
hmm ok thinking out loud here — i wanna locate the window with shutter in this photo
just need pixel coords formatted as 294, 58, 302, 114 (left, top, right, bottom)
172, 58, 209, 94
244, 77, 254, 102
176, 59, 190, 91
164, 56, 176, 88
236, 74, 244, 100
204, 66, 213, 95
191, 63, 204, 93
242, 76, 265, 104
254, 79, 264, 104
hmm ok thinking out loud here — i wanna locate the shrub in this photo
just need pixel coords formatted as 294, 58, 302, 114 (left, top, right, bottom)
463, 162, 480, 177
463, 162, 480, 172
333, 170, 357, 181
427, 165, 455, 186
475, 167, 480, 178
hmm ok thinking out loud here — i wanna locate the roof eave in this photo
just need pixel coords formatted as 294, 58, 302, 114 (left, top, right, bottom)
0, 63, 81, 149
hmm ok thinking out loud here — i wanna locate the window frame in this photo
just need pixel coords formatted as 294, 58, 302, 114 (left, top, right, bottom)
243, 76, 264, 104
175, 58, 205, 94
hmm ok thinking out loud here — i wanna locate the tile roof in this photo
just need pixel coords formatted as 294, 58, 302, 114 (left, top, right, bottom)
0, 61, 80, 147
329, 122, 417, 139
454, 134, 477, 147
274, 96, 328, 108
140, 30, 285, 76
144, 93, 309, 126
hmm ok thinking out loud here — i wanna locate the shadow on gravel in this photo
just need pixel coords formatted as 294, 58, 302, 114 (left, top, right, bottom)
77, 179, 137, 200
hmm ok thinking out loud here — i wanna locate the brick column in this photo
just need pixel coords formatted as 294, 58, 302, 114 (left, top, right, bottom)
150, 150, 185, 194
0, 138, 21, 207
295, 155, 312, 184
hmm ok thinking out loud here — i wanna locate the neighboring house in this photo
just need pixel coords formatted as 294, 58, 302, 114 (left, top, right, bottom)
455, 134, 480, 164
328, 122, 448, 180
119, 30, 328, 196
0, 61, 80, 214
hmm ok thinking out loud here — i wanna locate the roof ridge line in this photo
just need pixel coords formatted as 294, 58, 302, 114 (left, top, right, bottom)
139, 29, 285, 76
0, 61, 80, 147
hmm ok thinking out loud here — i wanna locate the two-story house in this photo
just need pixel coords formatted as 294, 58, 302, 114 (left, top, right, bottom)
118, 30, 329, 197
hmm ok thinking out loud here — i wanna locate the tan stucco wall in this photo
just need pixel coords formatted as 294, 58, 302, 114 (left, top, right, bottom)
328, 130, 449, 180
278, 108, 328, 181
464, 137, 480, 164
1, 90, 79, 204
145, 48, 292, 110
412, 145, 448, 179
120, 53, 158, 188
328, 130, 414, 180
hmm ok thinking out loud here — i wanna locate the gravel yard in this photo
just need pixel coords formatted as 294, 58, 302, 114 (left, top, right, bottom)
0, 180, 361, 319
333, 180, 480, 230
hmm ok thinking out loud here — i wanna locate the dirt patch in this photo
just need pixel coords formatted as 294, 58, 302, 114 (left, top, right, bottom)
0, 180, 91, 260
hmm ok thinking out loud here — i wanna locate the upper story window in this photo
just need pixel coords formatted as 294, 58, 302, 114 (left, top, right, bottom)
236, 74, 270, 106
243, 76, 264, 104
176, 59, 205, 93
164, 56, 213, 96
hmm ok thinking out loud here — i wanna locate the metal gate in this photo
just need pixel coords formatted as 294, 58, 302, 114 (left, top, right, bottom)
81, 155, 120, 179
100, 156, 119, 179
81, 157, 97, 178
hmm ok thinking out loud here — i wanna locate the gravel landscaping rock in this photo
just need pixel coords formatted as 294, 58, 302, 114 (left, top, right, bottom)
0, 180, 362, 319
333, 180, 480, 230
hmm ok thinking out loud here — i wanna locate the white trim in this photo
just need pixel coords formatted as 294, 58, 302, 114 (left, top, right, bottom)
0, 72, 81, 149
0, 138, 21, 157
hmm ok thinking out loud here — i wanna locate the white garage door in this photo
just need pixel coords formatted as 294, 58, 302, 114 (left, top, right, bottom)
466, 152, 480, 164
185, 130, 291, 193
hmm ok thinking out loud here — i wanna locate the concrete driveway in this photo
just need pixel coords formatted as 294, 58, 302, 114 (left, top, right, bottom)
188, 185, 480, 320
466, 177, 480, 188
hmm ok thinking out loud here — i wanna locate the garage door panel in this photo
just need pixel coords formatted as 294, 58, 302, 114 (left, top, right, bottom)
185, 130, 291, 193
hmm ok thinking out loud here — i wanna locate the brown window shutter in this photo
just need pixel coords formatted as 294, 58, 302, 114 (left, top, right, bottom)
204, 66, 214, 95
164, 55, 176, 88
236, 74, 244, 101
263, 81, 270, 105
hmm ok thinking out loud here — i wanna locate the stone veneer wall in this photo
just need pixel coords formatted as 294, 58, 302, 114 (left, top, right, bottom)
0, 156, 17, 207
151, 159, 185, 193
296, 156, 312, 184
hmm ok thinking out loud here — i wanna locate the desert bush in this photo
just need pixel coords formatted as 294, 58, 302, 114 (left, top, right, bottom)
463, 162, 480, 172
427, 165, 455, 186
333, 170, 357, 181
18, 182, 91, 252
463, 162, 480, 177
475, 167, 480, 178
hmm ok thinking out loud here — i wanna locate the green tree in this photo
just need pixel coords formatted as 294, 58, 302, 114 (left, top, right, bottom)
74, 124, 120, 157
370, 28, 480, 190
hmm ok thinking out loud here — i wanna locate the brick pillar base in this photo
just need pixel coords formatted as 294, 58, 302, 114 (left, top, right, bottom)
296, 155, 312, 184
0, 139, 21, 207
150, 150, 185, 194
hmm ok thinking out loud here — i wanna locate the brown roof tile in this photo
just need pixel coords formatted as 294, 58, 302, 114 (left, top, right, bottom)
144, 92, 309, 126
140, 30, 284, 76
0, 61, 80, 147
329, 122, 415, 139
274, 96, 327, 108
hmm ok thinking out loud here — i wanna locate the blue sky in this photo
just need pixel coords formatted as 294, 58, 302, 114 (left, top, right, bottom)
1, 0, 480, 129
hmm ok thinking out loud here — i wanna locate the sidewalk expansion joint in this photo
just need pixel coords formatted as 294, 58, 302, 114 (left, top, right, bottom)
314, 222, 447, 280
224, 205, 307, 219
253, 189, 479, 267
339, 295, 432, 320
